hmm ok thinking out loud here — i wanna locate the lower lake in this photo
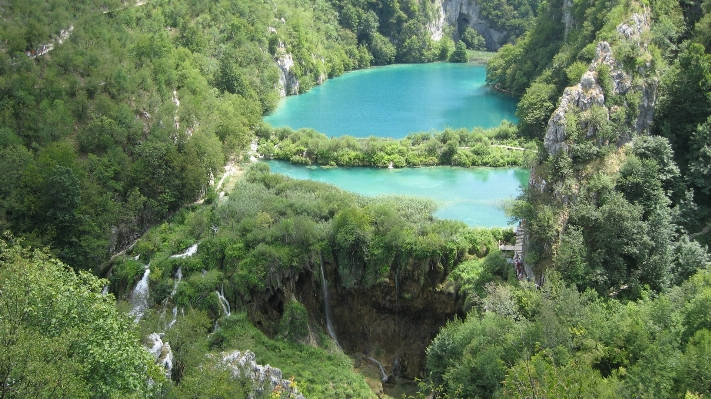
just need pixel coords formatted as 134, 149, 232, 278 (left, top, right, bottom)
265, 160, 529, 227
264, 63, 518, 139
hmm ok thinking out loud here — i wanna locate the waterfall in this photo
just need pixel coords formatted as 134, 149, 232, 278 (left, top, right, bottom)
367, 357, 389, 382
158, 267, 183, 331
319, 262, 340, 348
129, 266, 150, 322
216, 285, 231, 316
101, 285, 109, 295
170, 243, 198, 258
169, 267, 182, 298
166, 306, 178, 330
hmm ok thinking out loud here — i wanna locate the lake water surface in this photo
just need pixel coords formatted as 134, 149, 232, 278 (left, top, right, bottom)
265, 160, 528, 227
262, 63, 526, 227
264, 63, 518, 138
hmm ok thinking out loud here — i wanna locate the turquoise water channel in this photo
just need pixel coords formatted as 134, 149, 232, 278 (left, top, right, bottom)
264, 63, 518, 138
262, 63, 527, 227
265, 160, 529, 227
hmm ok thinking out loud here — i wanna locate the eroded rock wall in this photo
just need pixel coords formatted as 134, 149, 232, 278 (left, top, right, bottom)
275, 47, 300, 97
544, 11, 656, 157
244, 261, 462, 380
428, 0, 506, 50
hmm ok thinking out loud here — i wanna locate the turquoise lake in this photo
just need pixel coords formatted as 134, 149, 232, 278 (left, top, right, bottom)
264, 63, 518, 139
265, 160, 529, 227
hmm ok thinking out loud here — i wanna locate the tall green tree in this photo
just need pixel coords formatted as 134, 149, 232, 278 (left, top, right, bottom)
0, 238, 163, 398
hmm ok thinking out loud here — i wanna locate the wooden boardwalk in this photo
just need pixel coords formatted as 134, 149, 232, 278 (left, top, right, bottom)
500, 223, 534, 281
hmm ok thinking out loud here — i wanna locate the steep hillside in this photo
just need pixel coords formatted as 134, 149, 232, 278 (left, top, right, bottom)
0, 0, 535, 271
490, 0, 711, 295
418, 0, 711, 397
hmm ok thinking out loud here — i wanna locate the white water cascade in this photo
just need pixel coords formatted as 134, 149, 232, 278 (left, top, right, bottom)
170, 267, 183, 298
129, 266, 150, 322
160, 267, 183, 330
367, 357, 389, 382
216, 285, 231, 316
319, 263, 340, 348
166, 306, 178, 330
170, 243, 198, 258
147, 333, 173, 379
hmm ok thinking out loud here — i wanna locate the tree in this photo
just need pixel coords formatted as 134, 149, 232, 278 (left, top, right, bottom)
461, 27, 486, 50
687, 118, 711, 199
369, 32, 396, 65
0, 238, 163, 398
516, 82, 558, 139
501, 353, 617, 399
450, 41, 469, 63
655, 43, 711, 178
676, 329, 711, 397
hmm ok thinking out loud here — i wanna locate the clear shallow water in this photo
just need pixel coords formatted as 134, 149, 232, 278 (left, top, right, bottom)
264, 63, 518, 139
265, 160, 529, 227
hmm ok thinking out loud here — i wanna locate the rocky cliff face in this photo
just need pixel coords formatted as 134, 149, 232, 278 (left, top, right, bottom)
428, 0, 506, 50
524, 10, 659, 282
544, 11, 656, 157
244, 260, 462, 382
562, 0, 574, 38
217, 350, 305, 399
275, 47, 300, 97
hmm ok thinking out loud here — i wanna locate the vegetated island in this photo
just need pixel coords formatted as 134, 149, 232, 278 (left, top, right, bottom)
256, 121, 538, 168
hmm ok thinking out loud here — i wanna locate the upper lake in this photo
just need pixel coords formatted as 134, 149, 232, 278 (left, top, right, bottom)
264, 63, 518, 138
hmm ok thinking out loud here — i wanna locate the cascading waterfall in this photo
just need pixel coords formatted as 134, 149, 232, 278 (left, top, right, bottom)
129, 266, 150, 322
170, 243, 198, 258
319, 261, 340, 348
159, 267, 183, 330
169, 267, 182, 298
216, 285, 231, 316
167, 306, 178, 330
367, 357, 389, 382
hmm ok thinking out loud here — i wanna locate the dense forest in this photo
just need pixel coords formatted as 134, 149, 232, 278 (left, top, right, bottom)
2, 0, 711, 397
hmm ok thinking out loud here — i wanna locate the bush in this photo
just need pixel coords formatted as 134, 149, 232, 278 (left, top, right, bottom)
110, 258, 146, 297
450, 41, 469, 63
462, 27, 486, 51
290, 154, 311, 165
278, 300, 309, 343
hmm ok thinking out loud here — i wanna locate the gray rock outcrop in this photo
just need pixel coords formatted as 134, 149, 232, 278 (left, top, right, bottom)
147, 333, 173, 380
543, 11, 656, 156
275, 47, 300, 97
563, 0, 574, 38
217, 350, 305, 399
428, 0, 505, 50
269, 23, 300, 97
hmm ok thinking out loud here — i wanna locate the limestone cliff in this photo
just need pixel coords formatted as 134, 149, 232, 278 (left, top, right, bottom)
544, 11, 656, 157
244, 259, 462, 381
428, 0, 506, 50
525, 9, 660, 282
274, 46, 300, 97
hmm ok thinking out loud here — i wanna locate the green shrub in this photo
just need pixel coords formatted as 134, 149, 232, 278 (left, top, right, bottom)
450, 41, 469, 62
278, 300, 309, 343
290, 154, 311, 165
110, 258, 146, 297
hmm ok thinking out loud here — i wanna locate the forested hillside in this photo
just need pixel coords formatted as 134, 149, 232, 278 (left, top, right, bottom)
0, 0, 536, 271
3, 0, 711, 397
417, 0, 711, 396
489, 0, 711, 290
